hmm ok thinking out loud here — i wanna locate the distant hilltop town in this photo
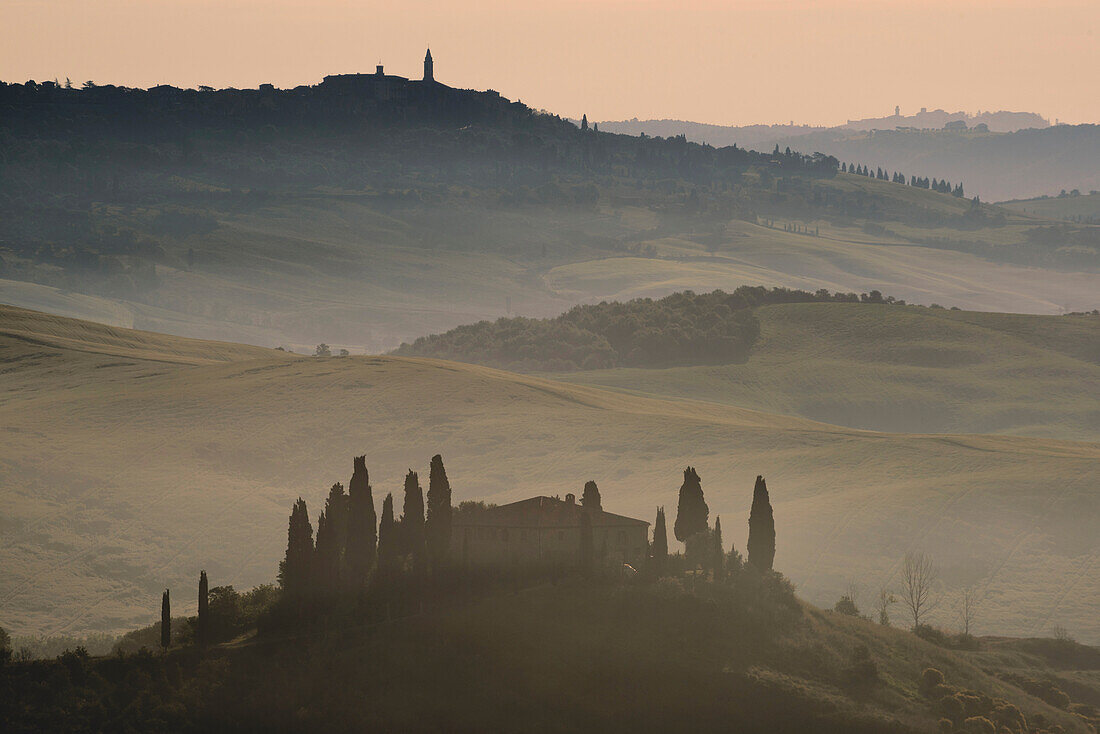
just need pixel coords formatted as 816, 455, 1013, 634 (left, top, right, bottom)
0, 49, 526, 128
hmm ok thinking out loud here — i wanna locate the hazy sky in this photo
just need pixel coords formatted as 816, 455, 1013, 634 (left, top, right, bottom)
3, 0, 1097, 126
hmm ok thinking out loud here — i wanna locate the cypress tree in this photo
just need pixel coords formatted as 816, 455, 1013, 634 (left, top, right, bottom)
377, 492, 397, 571
651, 506, 668, 572
713, 517, 725, 581
197, 570, 208, 647
346, 458, 377, 587
401, 470, 426, 569
673, 467, 708, 543
581, 480, 602, 511
278, 498, 315, 596
314, 509, 337, 594
579, 510, 594, 575
160, 589, 171, 650
747, 475, 776, 571
425, 454, 453, 572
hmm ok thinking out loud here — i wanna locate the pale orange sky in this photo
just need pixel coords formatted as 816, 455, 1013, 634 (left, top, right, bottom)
2, 0, 1097, 126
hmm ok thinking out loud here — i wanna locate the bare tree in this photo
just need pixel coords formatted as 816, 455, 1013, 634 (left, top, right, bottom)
873, 586, 897, 626
957, 586, 977, 636
901, 552, 939, 629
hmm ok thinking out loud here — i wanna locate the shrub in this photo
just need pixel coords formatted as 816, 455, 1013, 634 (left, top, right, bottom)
833, 594, 860, 616
940, 694, 966, 721
915, 624, 951, 647
922, 667, 946, 691
938, 719, 954, 733
963, 716, 995, 734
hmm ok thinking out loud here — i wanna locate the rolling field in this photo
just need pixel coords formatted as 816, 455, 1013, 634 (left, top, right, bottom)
558, 302, 1100, 440
1, 305, 1098, 644
1001, 192, 1100, 222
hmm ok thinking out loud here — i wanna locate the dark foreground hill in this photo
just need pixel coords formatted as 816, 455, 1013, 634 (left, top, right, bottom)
3, 581, 1098, 733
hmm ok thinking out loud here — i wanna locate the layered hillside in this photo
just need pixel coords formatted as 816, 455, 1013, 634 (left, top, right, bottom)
1, 305, 1098, 645
2, 79, 1097, 355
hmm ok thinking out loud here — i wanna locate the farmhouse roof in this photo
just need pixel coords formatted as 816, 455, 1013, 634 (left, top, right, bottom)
454, 496, 648, 529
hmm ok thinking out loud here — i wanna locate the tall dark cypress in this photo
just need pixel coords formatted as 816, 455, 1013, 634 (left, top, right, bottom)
160, 589, 171, 650
581, 480, 602, 511
713, 517, 725, 581
377, 492, 397, 571
278, 498, 314, 596
323, 482, 349, 580
314, 509, 336, 593
346, 458, 377, 587
197, 570, 209, 647
747, 475, 776, 571
425, 454, 453, 572
651, 506, 668, 571
401, 470, 426, 568
673, 467, 708, 543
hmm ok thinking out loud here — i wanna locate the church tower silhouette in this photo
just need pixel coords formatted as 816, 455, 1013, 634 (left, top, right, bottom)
423, 48, 434, 82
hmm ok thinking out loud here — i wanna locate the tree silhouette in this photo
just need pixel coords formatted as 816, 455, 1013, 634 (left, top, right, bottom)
425, 454, 453, 573
314, 509, 337, 594
746, 475, 775, 571
160, 589, 171, 650
197, 570, 209, 647
581, 480, 602, 511
346, 458, 377, 587
278, 498, 314, 597
651, 506, 668, 572
673, 467, 708, 543
377, 492, 398, 571
713, 516, 725, 581
901, 552, 939, 628
401, 470, 426, 570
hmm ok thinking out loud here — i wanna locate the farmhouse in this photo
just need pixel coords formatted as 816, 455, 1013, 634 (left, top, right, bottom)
452, 493, 649, 568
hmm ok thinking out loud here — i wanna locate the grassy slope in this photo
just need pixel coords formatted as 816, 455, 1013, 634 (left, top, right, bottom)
558, 302, 1100, 440
1000, 192, 1100, 222
1, 305, 1098, 647
3, 177, 1098, 355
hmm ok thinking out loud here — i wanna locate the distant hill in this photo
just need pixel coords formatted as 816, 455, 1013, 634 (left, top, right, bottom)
593, 117, 1096, 202
1, 76, 1098, 354
398, 291, 1100, 441
1000, 191, 1100, 224
841, 108, 1049, 133
593, 108, 1048, 149
1, 305, 1098, 645
559, 301, 1100, 441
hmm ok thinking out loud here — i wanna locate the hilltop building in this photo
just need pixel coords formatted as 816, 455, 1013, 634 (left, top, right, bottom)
320, 48, 443, 98
452, 494, 649, 568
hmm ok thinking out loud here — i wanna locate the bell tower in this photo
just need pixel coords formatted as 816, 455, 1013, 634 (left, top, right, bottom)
423, 48, 434, 82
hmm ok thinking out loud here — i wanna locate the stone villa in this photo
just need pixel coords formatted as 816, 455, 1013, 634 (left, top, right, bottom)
451, 493, 650, 568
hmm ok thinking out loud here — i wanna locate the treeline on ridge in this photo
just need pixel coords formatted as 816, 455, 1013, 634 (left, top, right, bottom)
393, 285, 908, 372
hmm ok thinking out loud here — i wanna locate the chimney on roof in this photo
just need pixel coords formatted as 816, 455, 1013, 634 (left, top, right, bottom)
376, 64, 384, 76
565, 493, 575, 506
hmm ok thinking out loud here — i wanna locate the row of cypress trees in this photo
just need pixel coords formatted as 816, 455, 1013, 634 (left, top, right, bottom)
279, 454, 454, 600
652, 468, 775, 574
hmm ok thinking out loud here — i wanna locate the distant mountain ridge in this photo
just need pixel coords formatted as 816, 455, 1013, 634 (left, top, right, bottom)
591, 112, 1096, 201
